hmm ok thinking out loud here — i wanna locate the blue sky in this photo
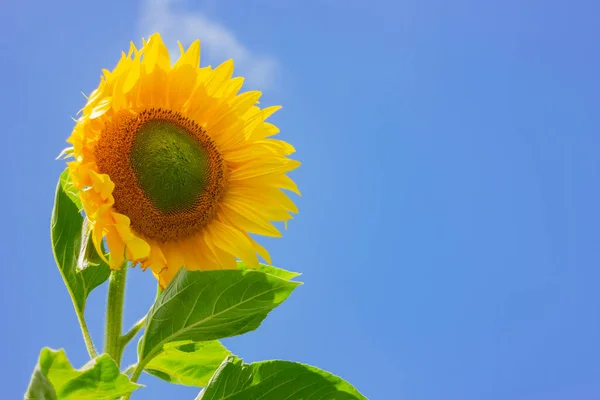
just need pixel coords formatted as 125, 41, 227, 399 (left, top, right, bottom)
2, 0, 600, 399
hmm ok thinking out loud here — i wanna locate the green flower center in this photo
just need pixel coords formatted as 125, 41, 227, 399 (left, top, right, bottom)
131, 120, 210, 214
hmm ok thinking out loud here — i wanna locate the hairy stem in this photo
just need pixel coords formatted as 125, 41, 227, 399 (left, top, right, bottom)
121, 316, 146, 347
123, 362, 147, 400
104, 267, 127, 366
76, 310, 98, 359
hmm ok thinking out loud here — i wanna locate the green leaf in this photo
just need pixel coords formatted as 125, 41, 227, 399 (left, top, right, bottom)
196, 356, 367, 400
59, 168, 83, 211
25, 348, 141, 400
144, 341, 231, 387
51, 172, 110, 316
138, 267, 300, 364
237, 261, 301, 281
25, 362, 57, 400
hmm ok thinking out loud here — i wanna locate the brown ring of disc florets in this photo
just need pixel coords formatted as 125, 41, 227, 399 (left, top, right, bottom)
94, 108, 227, 243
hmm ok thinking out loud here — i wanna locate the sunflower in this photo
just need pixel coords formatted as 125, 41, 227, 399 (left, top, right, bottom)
65, 33, 299, 288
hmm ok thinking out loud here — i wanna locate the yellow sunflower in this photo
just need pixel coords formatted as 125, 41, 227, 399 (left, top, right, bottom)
65, 33, 299, 288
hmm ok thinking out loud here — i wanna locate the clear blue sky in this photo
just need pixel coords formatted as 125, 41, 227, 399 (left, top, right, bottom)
2, 0, 600, 399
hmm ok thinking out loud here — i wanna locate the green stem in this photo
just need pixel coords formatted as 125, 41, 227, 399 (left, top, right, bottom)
75, 310, 98, 359
104, 267, 127, 366
121, 316, 146, 347
130, 363, 145, 384
123, 362, 147, 400
124, 363, 137, 377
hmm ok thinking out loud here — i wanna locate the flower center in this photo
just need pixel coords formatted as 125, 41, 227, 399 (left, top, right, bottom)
95, 109, 226, 243
131, 120, 210, 214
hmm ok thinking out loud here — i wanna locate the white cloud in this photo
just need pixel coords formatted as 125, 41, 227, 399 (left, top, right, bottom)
138, 0, 279, 89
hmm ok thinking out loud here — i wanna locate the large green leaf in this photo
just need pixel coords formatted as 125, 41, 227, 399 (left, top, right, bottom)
51, 172, 110, 316
144, 340, 231, 387
196, 356, 367, 400
138, 266, 300, 364
25, 348, 141, 400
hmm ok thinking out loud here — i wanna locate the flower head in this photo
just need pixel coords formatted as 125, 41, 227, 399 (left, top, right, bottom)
66, 33, 299, 288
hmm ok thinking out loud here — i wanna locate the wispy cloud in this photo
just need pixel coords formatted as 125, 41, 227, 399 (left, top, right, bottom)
138, 0, 279, 89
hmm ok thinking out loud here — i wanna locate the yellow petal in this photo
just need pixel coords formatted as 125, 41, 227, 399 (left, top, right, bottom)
220, 201, 282, 237
89, 97, 112, 119
244, 233, 272, 265
91, 220, 110, 265
105, 228, 126, 269
162, 241, 186, 271
87, 170, 115, 200
229, 91, 262, 116
203, 234, 237, 270
155, 264, 182, 289
205, 59, 234, 95
206, 220, 258, 268
143, 33, 170, 73
123, 61, 141, 94
229, 159, 301, 181
112, 213, 150, 261
175, 40, 200, 68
